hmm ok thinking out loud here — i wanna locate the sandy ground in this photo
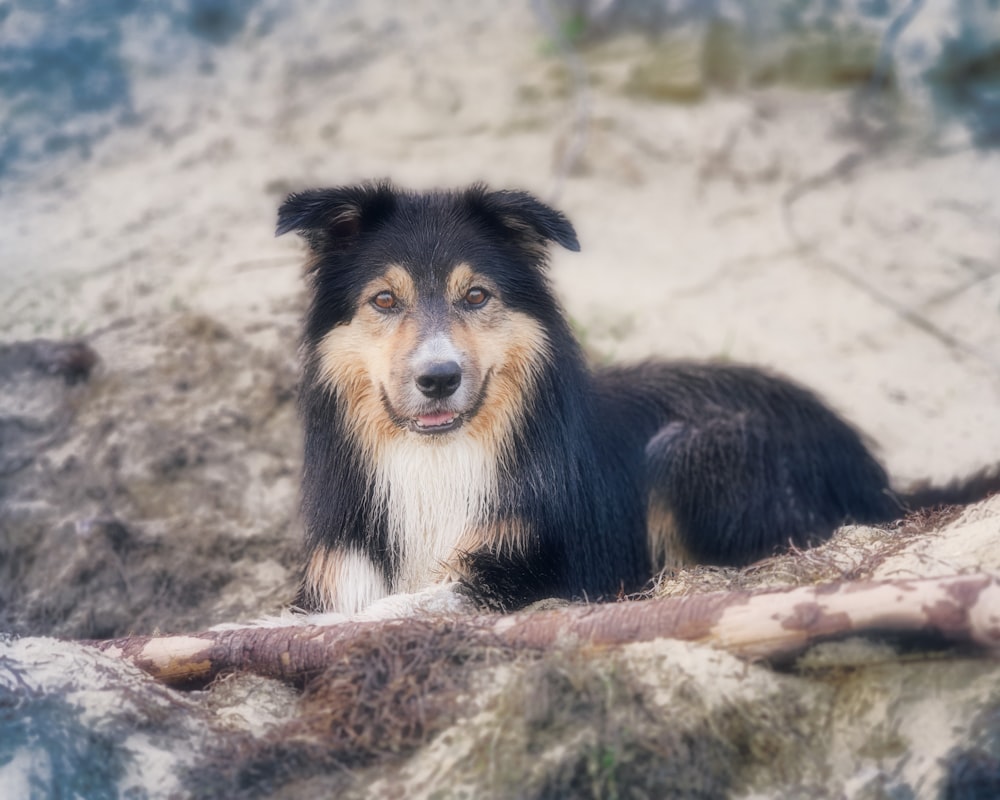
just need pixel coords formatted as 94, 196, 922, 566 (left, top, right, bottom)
3, 2, 999, 496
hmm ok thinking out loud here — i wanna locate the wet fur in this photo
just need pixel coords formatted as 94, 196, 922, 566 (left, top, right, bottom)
278, 181, 999, 613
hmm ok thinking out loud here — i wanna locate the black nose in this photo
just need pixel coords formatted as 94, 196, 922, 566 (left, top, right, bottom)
415, 361, 462, 399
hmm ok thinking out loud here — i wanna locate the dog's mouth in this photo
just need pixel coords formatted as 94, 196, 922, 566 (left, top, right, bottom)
379, 370, 494, 437
378, 390, 465, 436
411, 411, 462, 434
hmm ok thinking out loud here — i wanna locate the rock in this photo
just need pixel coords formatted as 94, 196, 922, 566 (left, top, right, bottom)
559, 0, 1000, 142
625, 25, 707, 102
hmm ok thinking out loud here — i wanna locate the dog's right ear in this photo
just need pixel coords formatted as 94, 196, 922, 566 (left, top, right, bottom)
276, 182, 396, 251
465, 186, 581, 255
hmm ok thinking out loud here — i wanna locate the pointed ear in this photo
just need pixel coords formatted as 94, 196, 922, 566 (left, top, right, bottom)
276, 182, 397, 250
468, 187, 581, 253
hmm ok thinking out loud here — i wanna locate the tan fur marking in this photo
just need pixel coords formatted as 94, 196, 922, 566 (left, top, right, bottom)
497, 215, 549, 260
302, 250, 323, 276
647, 499, 695, 571
302, 547, 344, 610
455, 518, 530, 559
303, 546, 390, 613
315, 265, 420, 456
331, 207, 360, 226
435, 518, 531, 583
445, 263, 477, 301
452, 307, 550, 454
448, 264, 553, 455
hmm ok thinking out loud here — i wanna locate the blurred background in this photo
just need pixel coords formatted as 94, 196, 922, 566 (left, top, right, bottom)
2, 0, 1000, 639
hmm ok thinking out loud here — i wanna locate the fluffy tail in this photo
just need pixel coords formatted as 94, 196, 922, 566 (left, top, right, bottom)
898, 464, 1000, 512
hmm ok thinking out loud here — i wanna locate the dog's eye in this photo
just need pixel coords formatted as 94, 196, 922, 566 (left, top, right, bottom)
464, 287, 489, 307
372, 291, 397, 310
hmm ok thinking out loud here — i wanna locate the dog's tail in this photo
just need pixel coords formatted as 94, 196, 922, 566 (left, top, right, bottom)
896, 464, 1000, 513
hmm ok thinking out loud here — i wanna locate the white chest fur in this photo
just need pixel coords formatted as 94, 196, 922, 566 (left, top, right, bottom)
374, 433, 496, 592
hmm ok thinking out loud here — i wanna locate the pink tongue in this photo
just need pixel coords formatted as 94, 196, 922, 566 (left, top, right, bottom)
418, 412, 455, 427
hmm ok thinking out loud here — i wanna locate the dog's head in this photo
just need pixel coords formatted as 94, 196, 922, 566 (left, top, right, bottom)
277, 182, 579, 451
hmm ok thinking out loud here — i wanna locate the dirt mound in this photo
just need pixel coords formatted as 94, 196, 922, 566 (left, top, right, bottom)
0, 313, 303, 639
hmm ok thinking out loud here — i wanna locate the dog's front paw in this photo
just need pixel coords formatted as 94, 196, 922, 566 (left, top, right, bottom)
353, 583, 475, 621
210, 609, 352, 630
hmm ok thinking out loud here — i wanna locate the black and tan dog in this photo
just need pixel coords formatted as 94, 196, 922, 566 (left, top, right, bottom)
277, 181, 998, 615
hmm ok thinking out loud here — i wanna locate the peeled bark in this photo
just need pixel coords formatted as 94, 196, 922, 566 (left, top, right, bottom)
85, 573, 1000, 688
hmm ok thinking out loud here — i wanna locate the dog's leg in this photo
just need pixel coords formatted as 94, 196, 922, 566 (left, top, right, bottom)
215, 583, 474, 630
447, 545, 564, 611
644, 415, 842, 570
298, 545, 393, 614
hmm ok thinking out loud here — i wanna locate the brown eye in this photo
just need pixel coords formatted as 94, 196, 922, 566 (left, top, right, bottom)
372, 291, 397, 310
464, 287, 489, 307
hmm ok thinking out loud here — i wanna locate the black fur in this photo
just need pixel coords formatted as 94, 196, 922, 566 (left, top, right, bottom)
279, 181, 1000, 612
597, 362, 901, 565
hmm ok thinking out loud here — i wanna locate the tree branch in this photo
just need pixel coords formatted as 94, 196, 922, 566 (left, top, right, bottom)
84, 574, 1000, 688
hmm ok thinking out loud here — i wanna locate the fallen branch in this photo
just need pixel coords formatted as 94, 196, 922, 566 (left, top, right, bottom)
86, 574, 1000, 688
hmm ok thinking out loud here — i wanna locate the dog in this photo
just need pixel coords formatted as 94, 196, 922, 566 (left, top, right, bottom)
277, 181, 1000, 615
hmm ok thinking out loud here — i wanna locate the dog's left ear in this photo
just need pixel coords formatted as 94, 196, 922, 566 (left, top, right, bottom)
275, 182, 396, 252
469, 187, 581, 253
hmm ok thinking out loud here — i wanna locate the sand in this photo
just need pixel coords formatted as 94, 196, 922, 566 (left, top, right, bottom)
3, 1, 998, 494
